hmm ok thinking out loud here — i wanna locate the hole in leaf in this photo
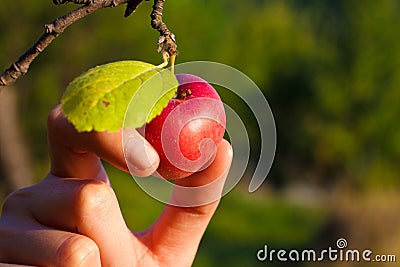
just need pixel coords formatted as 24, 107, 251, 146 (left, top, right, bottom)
102, 100, 110, 107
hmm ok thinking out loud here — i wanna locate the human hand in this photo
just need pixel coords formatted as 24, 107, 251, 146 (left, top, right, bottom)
0, 105, 233, 267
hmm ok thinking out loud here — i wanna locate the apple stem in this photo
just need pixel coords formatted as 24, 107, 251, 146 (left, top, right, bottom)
170, 54, 176, 73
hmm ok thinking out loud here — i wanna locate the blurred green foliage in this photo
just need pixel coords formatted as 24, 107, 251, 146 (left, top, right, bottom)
1, 0, 400, 266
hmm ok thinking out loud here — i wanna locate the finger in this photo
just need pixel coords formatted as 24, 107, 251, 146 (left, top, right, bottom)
0, 263, 35, 267
26, 177, 135, 266
141, 140, 233, 266
47, 105, 159, 178
71, 181, 136, 266
26, 176, 96, 231
0, 217, 100, 267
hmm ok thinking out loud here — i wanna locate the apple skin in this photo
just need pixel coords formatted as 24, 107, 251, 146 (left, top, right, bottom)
140, 74, 226, 180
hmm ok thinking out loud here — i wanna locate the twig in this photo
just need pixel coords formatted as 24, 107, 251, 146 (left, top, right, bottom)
0, 0, 145, 90
125, 0, 148, 17
151, 0, 178, 67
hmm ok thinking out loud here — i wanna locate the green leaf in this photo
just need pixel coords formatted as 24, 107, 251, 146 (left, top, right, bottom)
61, 61, 178, 132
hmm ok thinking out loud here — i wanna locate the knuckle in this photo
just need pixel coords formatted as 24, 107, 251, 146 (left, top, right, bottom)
77, 181, 115, 217
57, 235, 99, 267
1, 188, 32, 214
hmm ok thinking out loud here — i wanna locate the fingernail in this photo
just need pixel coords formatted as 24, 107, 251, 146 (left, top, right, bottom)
124, 134, 159, 173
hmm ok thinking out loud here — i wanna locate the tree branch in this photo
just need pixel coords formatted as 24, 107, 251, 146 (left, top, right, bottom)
0, 0, 177, 90
151, 0, 178, 59
125, 0, 147, 17
0, 0, 145, 90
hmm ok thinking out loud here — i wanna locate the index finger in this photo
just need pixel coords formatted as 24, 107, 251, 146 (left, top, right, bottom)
47, 105, 159, 179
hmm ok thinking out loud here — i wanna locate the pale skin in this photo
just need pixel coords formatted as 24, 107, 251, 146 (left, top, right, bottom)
0, 105, 233, 266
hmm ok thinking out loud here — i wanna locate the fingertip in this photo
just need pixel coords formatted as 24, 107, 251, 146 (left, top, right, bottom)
47, 104, 68, 139
219, 139, 233, 161
47, 104, 63, 124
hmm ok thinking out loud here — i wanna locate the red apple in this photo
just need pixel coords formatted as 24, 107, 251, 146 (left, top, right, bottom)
140, 74, 226, 179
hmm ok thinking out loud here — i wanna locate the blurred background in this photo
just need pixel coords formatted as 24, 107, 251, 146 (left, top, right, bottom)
1, 0, 399, 266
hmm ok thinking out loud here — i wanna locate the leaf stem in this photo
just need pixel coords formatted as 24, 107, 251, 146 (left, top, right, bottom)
157, 51, 170, 68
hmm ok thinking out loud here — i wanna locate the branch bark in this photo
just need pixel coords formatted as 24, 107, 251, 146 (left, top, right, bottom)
151, 0, 178, 59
